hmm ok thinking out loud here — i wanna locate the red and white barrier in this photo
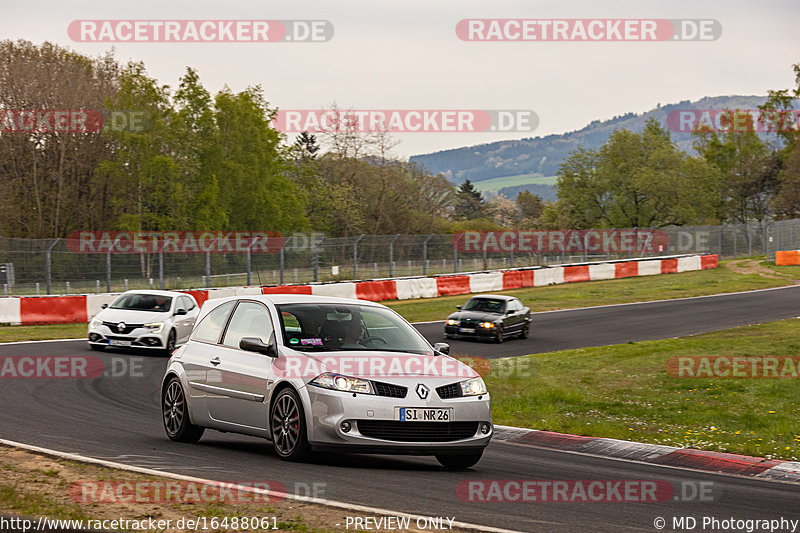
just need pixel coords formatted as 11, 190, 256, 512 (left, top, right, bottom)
0, 254, 718, 325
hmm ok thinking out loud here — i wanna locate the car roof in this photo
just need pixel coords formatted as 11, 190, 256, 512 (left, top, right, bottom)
466, 294, 517, 301
118, 289, 188, 298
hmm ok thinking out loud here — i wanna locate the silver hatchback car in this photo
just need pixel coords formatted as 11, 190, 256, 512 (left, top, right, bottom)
161, 294, 492, 468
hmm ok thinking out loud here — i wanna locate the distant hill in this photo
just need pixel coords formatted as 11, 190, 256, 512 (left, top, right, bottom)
410, 95, 774, 200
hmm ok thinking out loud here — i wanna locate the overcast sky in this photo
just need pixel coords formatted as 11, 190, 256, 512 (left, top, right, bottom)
3, 0, 798, 159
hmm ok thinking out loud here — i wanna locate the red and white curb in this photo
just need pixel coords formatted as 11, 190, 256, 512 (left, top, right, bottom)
0, 254, 718, 325
493, 425, 800, 483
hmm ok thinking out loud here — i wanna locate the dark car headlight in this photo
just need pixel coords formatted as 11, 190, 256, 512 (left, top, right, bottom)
310, 372, 374, 394
446, 319, 459, 326
479, 322, 497, 329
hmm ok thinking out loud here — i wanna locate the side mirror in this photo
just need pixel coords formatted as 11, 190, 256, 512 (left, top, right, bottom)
506, 309, 513, 315
240, 336, 278, 358
101, 304, 108, 309
456, 305, 462, 310
175, 308, 187, 316
433, 342, 450, 355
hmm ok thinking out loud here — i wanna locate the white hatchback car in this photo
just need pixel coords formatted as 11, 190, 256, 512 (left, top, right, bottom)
161, 294, 493, 469
88, 290, 199, 354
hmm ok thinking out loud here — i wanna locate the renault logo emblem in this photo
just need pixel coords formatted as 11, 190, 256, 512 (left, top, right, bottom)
117, 322, 126, 332
415, 383, 429, 400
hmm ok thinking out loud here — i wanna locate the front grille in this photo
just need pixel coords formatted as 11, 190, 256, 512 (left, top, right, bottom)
373, 381, 407, 398
436, 383, 463, 399
357, 420, 479, 442
459, 318, 479, 327
103, 321, 143, 334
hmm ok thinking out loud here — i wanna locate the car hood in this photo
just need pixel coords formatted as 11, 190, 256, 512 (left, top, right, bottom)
447, 310, 503, 322
275, 349, 480, 381
95, 308, 172, 324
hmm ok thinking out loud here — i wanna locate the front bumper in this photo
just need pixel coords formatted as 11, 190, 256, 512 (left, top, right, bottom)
444, 324, 499, 339
88, 326, 166, 349
303, 381, 492, 454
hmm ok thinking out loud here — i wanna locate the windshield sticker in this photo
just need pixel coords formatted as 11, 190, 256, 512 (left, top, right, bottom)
289, 338, 300, 345
300, 338, 323, 346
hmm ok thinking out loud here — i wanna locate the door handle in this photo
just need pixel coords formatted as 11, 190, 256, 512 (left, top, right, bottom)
210, 357, 221, 366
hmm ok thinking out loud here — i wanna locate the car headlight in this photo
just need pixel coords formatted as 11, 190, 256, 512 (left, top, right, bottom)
310, 372, 374, 394
89, 318, 102, 329
460, 377, 487, 396
479, 322, 496, 329
446, 319, 459, 326
144, 322, 165, 333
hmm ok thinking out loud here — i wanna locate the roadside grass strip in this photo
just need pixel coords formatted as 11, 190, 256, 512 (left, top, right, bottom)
486, 318, 800, 461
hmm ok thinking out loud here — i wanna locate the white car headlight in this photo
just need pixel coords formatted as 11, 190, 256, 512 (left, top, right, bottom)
144, 322, 165, 333
310, 372, 374, 394
89, 318, 102, 329
459, 377, 487, 396
446, 319, 459, 326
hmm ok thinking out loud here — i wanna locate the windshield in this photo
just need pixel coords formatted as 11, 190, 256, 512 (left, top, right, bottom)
276, 303, 432, 354
463, 298, 506, 314
110, 294, 173, 313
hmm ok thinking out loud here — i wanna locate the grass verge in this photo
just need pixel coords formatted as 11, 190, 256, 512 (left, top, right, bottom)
0, 324, 86, 343
0, 446, 470, 533
487, 318, 800, 460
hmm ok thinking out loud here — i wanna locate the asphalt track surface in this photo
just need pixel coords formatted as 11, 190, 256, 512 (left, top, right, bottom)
2, 287, 800, 531
418, 285, 800, 358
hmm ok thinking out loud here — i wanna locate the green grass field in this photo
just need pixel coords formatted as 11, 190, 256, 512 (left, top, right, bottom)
472, 173, 558, 192
486, 319, 800, 460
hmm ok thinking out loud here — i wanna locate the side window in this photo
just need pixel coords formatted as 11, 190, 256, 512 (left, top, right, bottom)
191, 301, 235, 344
222, 301, 275, 349
180, 296, 196, 311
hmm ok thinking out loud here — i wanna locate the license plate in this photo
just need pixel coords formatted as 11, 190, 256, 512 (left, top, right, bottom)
459, 327, 475, 333
109, 339, 132, 347
397, 408, 452, 422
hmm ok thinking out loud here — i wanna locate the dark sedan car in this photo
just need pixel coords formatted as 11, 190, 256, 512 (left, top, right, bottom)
444, 295, 531, 343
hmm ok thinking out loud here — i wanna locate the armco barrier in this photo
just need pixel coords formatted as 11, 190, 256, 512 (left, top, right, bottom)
775, 250, 800, 265
20, 295, 87, 324
436, 275, 471, 296
0, 298, 21, 324
1, 254, 717, 325
356, 280, 398, 301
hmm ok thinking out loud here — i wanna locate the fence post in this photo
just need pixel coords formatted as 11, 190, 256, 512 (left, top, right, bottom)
353, 234, 365, 280
422, 234, 433, 275
205, 250, 211, 288
107, 252, 113, 292
158, 250, 164, 290
46, 238, 59, 295
389, 234, 400, 278
313, 236, 326, 282
246, 246, 252, 286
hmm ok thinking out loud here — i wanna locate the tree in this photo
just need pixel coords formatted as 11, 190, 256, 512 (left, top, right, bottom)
293, 131, 320, 161
516, 191, 544, 226
693, 111, 780, 223
554, 119, 719, 228
456, 179, 486, 220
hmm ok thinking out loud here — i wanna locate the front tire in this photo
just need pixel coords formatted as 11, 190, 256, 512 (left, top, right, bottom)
436, 451, 483, 469
162, 376, 204, 443
495, 329, 504, 343
270, 388, 309, 461
520, 323, 529, 339
163, 329, 176, 356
